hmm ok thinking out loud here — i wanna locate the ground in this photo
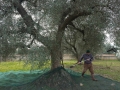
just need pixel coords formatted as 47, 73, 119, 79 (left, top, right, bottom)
0, 67, 120, 90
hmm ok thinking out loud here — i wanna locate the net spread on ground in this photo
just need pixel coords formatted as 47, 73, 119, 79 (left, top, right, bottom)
0, 67, 120, 90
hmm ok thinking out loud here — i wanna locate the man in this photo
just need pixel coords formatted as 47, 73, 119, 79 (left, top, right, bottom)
78, 50, 97, 81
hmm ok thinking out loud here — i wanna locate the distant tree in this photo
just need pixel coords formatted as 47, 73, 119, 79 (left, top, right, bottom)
63, 24, 105, 61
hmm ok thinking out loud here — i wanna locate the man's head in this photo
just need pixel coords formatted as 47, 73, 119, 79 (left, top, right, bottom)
86, 50, 90, 53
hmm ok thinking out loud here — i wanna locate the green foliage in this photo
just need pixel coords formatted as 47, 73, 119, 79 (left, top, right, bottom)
24, 46, 50, 70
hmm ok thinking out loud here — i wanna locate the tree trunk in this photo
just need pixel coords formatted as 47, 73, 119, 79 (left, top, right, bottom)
50, 27, 65, 69
50, 49, 61, 69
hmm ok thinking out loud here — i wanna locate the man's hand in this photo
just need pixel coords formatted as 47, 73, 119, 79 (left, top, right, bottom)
77, 62, 81, 64
86, 58, 90, 61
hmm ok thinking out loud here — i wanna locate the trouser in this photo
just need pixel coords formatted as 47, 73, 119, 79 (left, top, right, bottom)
82, 63, 95, 80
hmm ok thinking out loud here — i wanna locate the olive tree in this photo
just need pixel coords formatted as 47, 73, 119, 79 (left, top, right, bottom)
0, 0, 120, 69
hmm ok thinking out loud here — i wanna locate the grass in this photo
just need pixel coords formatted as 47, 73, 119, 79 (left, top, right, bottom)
0, 60, 51, 72
0, 59, 120, 82
0, 61, 31, 72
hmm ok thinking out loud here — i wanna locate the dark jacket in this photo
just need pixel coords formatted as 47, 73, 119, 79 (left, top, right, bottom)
79, 53, 93, 64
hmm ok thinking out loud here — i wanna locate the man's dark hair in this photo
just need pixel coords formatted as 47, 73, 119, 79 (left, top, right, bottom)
86, 50, 90, 53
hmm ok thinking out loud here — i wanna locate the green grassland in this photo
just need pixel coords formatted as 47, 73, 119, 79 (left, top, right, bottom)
0, 61, 31, 72
0, 60, 51, 72
0, 59, 120, 82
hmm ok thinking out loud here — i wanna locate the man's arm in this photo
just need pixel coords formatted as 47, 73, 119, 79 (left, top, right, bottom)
90, 54, 93, 61
77, 54, 84, 64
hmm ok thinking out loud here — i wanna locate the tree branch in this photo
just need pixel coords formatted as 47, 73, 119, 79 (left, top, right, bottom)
64, 37, 78, 55
68, 22, 85, 41
12, 0, 54, 49
60, 10, 91, 30
27, 37, 35, 48
60, 8, 71, 24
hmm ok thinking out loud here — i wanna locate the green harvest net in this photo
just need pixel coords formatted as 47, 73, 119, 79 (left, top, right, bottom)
0, 67, 120, 90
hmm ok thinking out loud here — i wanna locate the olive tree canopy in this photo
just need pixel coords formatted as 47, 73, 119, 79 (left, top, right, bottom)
0, 0, 120, 68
